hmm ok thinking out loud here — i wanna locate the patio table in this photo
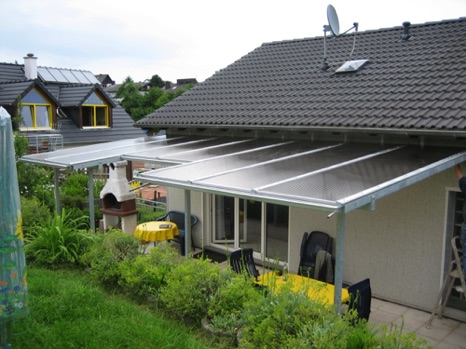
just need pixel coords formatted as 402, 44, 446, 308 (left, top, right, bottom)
134, 221, 179, 244
257, 271, 349, 305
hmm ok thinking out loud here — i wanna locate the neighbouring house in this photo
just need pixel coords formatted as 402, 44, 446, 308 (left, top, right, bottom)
95, 74, 115, 87
0, 54, 143, 152
20, 17, 466, 321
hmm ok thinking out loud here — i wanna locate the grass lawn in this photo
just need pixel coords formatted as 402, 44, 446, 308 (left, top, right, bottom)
8, 267, 230, 349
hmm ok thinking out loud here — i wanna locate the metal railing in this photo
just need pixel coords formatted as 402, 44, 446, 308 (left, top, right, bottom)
26, 134, 63, 153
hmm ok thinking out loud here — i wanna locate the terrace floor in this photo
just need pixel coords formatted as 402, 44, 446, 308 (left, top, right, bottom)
369, 298, 466, 349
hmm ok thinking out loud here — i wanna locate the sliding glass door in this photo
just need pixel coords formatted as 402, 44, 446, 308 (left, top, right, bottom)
211, 194, 289, 263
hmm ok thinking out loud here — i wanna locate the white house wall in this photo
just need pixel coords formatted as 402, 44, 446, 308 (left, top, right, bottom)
290, 168, 460, 316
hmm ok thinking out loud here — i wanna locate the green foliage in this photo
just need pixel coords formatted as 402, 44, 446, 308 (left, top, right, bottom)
207, 270, 262, 333
239, 285, 344, 349
118, 242, 181, 300
60, 171, 89, 200
82, 229, 140, 286
137, 204, 166, 223
160, 257, 222, 320
150, 74, 165, 88
374, 323, 429, 349
115, 75, 195, 122
24, 208, 96, 266
14, 131, 29, 160
17, 163, 55, 204
12, 267, 210, 349
20, 196, 52, 238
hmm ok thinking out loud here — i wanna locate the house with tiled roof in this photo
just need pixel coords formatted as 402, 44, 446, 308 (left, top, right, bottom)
134, 18, 466, 320
0, 54, 143, 151
20, 17, 466, 321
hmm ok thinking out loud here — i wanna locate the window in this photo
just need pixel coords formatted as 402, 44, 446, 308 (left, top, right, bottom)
211, 194, 289, 263
82, 92, 109, 128
20, 88, 52, 129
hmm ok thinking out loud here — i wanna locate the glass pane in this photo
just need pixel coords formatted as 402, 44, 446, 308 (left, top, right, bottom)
21, 106, 33, 127
35, 106, 50, 127
37, 67, 55, 82
214, 196, 235, 241
48, 68, 67, 82
95, 107, 107, 126
22, 88, 47, 104
82, 107, 93, 126
240, 200, 262, 254
265, 203, 288, 262
60, 70, 80, 83
84, 92, 105, 105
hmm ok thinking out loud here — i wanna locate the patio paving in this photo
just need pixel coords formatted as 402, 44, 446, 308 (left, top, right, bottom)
369, 297, 466, 349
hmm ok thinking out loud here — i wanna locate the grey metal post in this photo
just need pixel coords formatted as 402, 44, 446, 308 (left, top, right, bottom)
88, 167, 95, 232
54, 168, 61, 214
334, 208, 346, 314
184, 190, 191, 258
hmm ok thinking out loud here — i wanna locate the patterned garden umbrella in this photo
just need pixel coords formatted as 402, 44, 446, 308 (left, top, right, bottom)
0, 107, 28, 348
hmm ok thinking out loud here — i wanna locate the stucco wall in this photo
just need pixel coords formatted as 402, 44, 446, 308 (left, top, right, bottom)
289, 168, 458, 312
166, 187, 204, 247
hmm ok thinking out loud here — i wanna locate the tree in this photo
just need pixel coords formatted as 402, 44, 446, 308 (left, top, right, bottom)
149, 74, 165, 88
115, 76, 195, 122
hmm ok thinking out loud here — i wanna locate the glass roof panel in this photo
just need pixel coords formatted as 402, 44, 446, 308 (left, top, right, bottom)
196, 143, 393, 191
261, 145, 461, 202
145, 140, 343, 182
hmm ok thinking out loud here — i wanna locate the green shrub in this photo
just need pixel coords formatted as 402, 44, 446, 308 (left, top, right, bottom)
17, 163, 55, 210
24, 208, 96, 266
160, 257, 221, 321
137, 204, 165, 223
118, 242, 181, 301
82, 229, 140, 286
20, 196, 52, 238
207, 271, 262, 333
238, 285, 340, 348
374, 323, 429, 349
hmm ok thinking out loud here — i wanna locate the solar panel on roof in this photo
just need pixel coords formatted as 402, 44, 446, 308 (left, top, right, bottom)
37, 67, 100, 84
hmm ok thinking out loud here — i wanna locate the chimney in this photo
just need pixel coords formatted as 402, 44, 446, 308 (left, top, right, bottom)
24, 53, 38, 79
401, 22, 411, 41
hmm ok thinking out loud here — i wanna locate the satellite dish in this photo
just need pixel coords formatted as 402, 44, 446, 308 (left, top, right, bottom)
327, 5, 340, 36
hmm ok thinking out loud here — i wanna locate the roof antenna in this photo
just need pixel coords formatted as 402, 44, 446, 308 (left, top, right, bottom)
322, 4, 358, 70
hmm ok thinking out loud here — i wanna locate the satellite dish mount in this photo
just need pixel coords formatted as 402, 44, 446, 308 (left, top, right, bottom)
322, 4, 359, 70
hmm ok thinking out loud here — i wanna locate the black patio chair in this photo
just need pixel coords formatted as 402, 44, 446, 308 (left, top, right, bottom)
229, 248, 260, 281
157, 210, 198, 255
347, 278, 372, 321
298, 231, 333, 278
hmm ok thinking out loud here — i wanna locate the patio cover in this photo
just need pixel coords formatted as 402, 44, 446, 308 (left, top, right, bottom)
20, 135, 466, 310
21, 135, 466, 213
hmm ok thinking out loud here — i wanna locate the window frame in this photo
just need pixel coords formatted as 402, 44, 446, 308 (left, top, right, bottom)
19, 88, 53, 130
81, 91, 111, 128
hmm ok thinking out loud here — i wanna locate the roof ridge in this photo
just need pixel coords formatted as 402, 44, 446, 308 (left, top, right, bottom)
263, 17, 466, 46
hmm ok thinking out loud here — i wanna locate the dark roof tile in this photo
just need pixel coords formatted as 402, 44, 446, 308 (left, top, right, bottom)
138, 18, 466, 135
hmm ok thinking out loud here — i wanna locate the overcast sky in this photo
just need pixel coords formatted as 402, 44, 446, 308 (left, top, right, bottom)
2, 0, 464, 84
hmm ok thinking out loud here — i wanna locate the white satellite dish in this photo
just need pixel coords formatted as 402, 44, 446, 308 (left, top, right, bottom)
321, 4, 359, 70
327, 5, 340, 36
